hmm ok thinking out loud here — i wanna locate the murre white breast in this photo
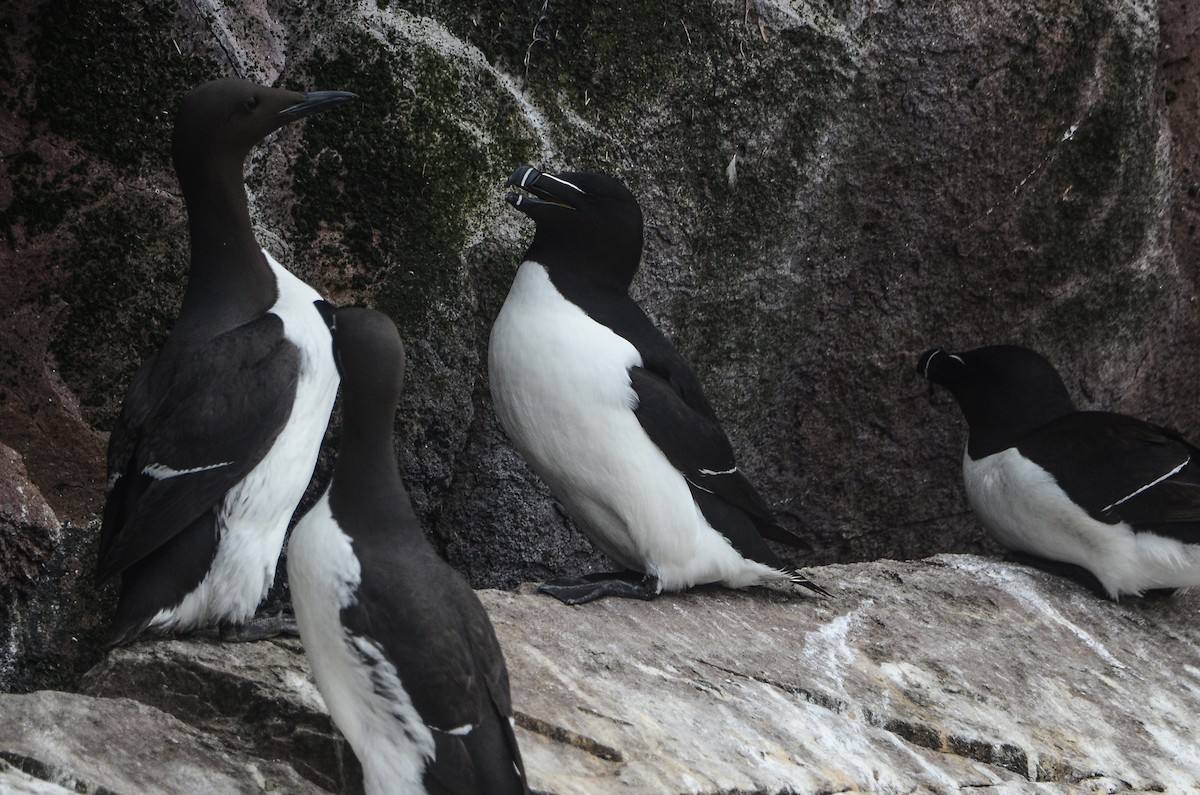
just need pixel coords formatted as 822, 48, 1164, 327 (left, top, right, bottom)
489, 164, 826, 604
153, 252, 338, 633
289, 307, 528, 795
95, 78, 355, 645
920, 344, 1200, 598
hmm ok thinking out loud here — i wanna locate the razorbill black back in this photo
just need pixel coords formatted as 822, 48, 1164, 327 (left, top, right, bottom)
288, 307, 529, 795
919, 344, 1200, 598
489, 164, 826, 604
95, 78, 356, 645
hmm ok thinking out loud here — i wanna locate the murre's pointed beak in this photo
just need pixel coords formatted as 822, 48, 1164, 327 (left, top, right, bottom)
279, 90, 358, 120
505, 164, 582, 214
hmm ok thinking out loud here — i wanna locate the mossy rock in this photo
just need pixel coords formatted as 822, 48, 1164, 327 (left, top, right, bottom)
0, 0, 1191, 596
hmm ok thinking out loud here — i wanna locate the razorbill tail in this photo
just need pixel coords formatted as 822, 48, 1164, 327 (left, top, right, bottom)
919, 344, 1200, 598
489, 164, 827, 604
95, 79, 355, 645
288, 307, 529, 795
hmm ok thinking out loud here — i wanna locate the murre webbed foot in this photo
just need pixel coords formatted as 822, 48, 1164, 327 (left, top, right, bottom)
539, 573, 661, 605
218, 609, 299, 642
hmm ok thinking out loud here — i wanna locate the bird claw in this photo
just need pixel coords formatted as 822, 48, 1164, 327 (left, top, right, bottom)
538, 574, 661, 605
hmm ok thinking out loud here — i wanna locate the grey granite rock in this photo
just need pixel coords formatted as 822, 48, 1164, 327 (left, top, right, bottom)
4, 4, 1200, 786
0, 444, 65, 693
0, 445, 111, 694
3, 0, 1196, 592
486, 556, 1200, 793
0, 763, 75, 795
79, 637, 361, 795
69, 556, 1200, 794
0, 443, 58, 612
0, 690, 324, 794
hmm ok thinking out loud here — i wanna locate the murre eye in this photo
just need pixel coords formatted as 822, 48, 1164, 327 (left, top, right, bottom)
244, 95, 260, 111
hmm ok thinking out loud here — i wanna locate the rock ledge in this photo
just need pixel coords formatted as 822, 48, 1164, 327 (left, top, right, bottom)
3, 554, 1196, 794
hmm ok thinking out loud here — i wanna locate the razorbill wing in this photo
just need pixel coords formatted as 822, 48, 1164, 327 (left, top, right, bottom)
919, 344, 1200, 598
288, 307, 529, 795
489, 164, 826, 604
96, 79, 355, 645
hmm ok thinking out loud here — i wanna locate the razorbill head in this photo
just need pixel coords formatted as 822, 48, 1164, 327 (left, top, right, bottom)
919, 344, 1200, 598
289, 307, 529, 795
490, 164, 826, 604
96, 78, 355, 645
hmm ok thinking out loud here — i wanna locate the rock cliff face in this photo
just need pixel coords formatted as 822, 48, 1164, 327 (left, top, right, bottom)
4, 0, 1196, 580
2, 0, 1199, 788
3, 556, 1198, 794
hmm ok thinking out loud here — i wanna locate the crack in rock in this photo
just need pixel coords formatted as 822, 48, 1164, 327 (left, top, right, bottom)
695, 657, 1111, 784
0, 750, 119, 795
514, 710, 624, 763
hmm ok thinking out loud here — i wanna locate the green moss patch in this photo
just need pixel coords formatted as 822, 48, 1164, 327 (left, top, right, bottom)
49, 196, 187, 429
287, 25, 535, 334
30, 0, 217, 174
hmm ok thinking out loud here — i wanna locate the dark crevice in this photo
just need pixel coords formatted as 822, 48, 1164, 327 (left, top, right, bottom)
514, 710, 624, 763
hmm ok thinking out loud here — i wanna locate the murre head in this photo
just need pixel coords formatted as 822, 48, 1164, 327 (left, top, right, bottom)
172, 78, 357, 183
919, 344, 1076, 456
326, 306, 417, 526
165, 79, 356, 343
505, 165, 643, 293
330, 307, 406, 407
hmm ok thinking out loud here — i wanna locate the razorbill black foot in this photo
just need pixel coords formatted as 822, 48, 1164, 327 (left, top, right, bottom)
539, 571, 661, 605
919, 344, 1200, 599
489, 164, 827, 603
95, 78, 356, 645
288, 307, 529, 795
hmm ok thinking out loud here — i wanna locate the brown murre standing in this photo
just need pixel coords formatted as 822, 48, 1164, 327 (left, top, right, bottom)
288, 307, 529, 795
96, 78, 355, 645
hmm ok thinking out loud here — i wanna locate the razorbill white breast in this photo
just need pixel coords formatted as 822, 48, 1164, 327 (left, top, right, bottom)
919, 344, 1200, 598
289, 307, 529, 795
489, 164, 827, 604
96, 78, 355, 645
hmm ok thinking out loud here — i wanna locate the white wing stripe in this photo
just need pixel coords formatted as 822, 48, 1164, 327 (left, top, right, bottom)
541, 173, 586, 193
1103, 456, 1189, 513
143, 461, 233, 480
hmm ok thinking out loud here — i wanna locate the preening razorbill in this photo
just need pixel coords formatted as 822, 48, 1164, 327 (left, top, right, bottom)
920, 344, 1200, 598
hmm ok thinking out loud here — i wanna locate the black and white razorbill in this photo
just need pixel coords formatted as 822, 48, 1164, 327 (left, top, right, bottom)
288, 307, 528, 795
95, 79, 355, 645
919, 344, 1200, 598
489, 164, 827, 604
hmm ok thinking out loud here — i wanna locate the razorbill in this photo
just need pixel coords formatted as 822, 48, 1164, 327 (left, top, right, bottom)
95, 78, 355, 645
489, 164, 827, 604
288, 307, 529, 795
919, 344, 1200, 598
